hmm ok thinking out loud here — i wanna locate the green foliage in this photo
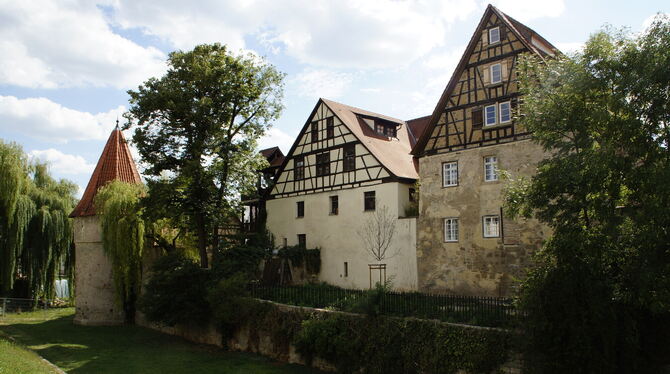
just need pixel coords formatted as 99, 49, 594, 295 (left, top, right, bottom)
211, 237, 271, 281
294, 312, 511, 374
127, 43, 285, 268
340, 282, 390, 317
505, 16, 670, 373
95, 180, 145, 321
138, 253, 211, 326
277, 246, 321, 274
0, 140, 76, 299
208, 274, 260, 335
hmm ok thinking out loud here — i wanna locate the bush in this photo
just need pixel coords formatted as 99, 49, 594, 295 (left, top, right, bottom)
211, 242, 268, 281
138, 253, 211, 326
277, 245, 321, 274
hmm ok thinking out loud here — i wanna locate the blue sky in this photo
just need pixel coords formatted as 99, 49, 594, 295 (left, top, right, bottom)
0, 0, 668, 197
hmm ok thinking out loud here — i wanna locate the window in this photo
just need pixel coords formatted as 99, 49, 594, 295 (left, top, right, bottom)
485, 105, 497, 126
499, 101, 511, 123
364, 191, 376, 211
330, 196, 338, 215
483, 215, 500, 238
490, 63, 502, 84
442, 161, 458, 187
343, 144, 356, 172
311, 121, 318, 142
444, 218, 459, 242
484, 156, 498, 181
296, 201, 304, 218
316, 153, 330, 176
384, 125, 397, 137
283, 238, 288, 247
344, 262, 348, 277
409, 188, 416, 202
326, 117, 334, 138
298, 234, 306, 248
489, 27, 500, 44
294, 156, 304, 180
375, 122, 385, 135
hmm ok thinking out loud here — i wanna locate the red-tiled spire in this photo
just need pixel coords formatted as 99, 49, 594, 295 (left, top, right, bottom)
69, 127, 141, 218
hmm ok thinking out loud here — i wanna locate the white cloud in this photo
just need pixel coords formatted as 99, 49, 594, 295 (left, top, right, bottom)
555, 42, 584, 54
259, 127, 297, 155
108, 0, 479, 69
28, 149, 96, 176
0, 0, 166, 89
290, 69, 353, 100
422, 45, 466, 76
489, 0, 565, 22
0, 96, 124, 143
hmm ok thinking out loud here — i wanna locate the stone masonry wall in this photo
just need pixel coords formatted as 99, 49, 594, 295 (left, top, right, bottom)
417, 140, 550, 297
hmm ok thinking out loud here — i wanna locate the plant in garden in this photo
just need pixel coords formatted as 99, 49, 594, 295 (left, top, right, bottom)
0, 140, 76, 299
126, 43, 285, 268
95, 180, 145, 322
505, 15, 670, 373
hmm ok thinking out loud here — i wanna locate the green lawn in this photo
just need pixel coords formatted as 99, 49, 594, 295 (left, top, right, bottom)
0, 336, 60, 374
0, 308, 320, 374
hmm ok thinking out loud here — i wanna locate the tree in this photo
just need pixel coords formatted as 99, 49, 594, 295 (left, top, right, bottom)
357, 204, 398, 287
505, 16, 670, 373
94, 180, 145, 322
0, 140, 77, 299
126, 43, 284, 268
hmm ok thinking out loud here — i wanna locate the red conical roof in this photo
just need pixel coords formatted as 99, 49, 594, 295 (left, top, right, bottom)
69, 127, 141, 218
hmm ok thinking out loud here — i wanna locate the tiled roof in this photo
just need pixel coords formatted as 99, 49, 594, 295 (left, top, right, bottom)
321, 98, 419, 179
69, 127, 142, 218
260, 146, 285, 168
406, 115, 431, 147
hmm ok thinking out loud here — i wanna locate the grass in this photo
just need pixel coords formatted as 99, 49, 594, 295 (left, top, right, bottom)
0, 308, 321, 374
0, 336, 60, 374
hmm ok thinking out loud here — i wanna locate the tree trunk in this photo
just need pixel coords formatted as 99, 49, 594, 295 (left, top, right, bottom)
196, 213, 209, 268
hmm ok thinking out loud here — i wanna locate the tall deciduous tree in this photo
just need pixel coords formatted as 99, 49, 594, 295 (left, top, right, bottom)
505, 16, 670, 373
126, 44, 284, 268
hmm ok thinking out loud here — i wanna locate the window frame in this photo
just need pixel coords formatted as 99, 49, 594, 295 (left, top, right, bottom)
490, 63, 502, 84
482, 215, 501, 238
343, 144, 356, 172
326, 117, 334, 139
485, 104, 497, 126
329, 195, 339, 215
499, 101, 511, 123
296, 201, 304, 218
444, 217, 459, 242
364, 191, 376, 211
316, 152, 330, 176
442, 161, 458, 187
311, 121, 319, 143
344, 262, 348, 277
294, 156, 305, 180
484, 156, 499, 182
489, 27, 501, 44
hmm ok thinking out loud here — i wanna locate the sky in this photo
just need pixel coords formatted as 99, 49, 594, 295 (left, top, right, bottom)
0, 0, 668, 197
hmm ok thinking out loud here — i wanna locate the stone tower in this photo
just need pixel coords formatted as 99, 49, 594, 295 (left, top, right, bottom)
69, 125, 141, 325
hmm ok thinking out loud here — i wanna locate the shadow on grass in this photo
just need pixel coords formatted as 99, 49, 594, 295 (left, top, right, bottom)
1, 314, 320, 374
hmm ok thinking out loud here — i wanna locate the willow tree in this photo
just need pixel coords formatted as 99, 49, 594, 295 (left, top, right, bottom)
0, 140, 77, 299
94, 180, 145, 322
126, 43, 284, 268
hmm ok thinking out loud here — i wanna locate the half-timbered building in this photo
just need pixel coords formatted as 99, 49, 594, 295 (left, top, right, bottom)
266, 98, 421, 290
411, 5, 559, 296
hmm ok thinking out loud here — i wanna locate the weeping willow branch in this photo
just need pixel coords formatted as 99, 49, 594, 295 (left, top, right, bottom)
95, 180, 145, 319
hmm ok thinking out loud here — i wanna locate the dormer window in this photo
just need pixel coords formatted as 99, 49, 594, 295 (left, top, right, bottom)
374, 121, 397, 137
489, 27, 500, 44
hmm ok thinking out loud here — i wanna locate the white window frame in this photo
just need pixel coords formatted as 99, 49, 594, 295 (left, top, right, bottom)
483, 215, 500, 238
490, 63, 502, 84
444, 218, 459, 242
485, 104, 497, 126
442, 161, 458, 187
484, 156, 498, 182
499, 101, 511, 123
489, 27, 500, 44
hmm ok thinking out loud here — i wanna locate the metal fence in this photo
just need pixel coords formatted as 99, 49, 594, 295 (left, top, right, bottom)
249, 284, 518, 327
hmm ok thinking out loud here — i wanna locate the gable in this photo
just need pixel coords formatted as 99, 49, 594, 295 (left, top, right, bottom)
412, 5, 558, 156
270, 101, 397, 199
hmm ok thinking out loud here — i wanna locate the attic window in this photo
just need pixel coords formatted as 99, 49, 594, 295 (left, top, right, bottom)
374, 121, 397, 137
489, 27, 500, 44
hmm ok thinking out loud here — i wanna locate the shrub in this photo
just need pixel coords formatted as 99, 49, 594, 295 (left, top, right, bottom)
138, 253, 211, 326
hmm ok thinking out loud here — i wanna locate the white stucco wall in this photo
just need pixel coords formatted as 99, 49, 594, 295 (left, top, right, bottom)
266, 182, 418, 290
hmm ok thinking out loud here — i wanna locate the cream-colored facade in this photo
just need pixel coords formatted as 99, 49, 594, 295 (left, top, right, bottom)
267, 99, 420, 290
267, 182, 417, 290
